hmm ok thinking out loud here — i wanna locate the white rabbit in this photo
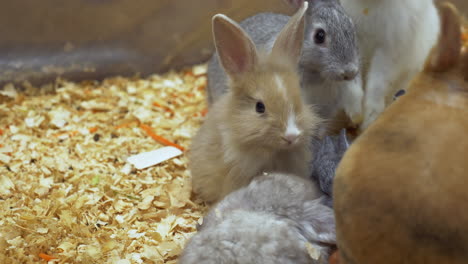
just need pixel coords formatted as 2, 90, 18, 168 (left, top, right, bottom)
341, 0, 441, 129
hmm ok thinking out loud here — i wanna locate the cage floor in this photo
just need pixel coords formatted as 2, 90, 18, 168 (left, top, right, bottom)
0, 65, 209, 264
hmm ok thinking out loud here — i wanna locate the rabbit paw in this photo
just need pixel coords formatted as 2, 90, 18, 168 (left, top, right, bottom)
345, 101, 364, 125
341, 79, 364, 125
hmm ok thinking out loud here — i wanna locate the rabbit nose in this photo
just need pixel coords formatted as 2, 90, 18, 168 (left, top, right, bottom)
282, 133, 299, 145
341, 66, 358, 81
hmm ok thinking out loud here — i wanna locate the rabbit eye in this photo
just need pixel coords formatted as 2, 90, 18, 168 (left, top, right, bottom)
255, 101, 265, 114
314, 29, 326, 44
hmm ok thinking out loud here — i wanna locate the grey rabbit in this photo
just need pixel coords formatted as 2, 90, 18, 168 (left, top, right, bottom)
207, 0, 359, 127
179, 173, 336, 264
310, 128, 350, 207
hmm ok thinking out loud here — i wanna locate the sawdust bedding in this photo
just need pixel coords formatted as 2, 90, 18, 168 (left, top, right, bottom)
0, 65, 209, 264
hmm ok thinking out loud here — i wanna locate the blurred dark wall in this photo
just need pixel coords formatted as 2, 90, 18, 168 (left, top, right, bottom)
0, 0, 292, 86
0, 0, 466, 87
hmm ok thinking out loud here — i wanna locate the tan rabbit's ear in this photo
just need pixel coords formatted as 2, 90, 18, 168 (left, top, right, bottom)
271, 1, 308, 65
425, 2, 461, 72
212, 14, 258, 77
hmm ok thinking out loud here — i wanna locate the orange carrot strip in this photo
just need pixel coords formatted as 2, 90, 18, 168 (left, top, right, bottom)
0, 144, 3, 148
115, 121, 138, 129
0, 129, 3, 135
201, 109, 208, 117
152, 102, 173, 113
139, 123, 185, 151
89, 127, 98, 133
197, 84, 206, 91
462, 32, 468, 42
39, 253, 57, 261
52, 131, 79, 138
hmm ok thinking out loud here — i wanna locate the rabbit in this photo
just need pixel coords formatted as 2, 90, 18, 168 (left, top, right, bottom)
340, 0, 441, 130
188, 2, 322, 203
207, 0, 360, 132
310, 128, 350, 207
179, 173, 336, 264
334, 3, 468, 264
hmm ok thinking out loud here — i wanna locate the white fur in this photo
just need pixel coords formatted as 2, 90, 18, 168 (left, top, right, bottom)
285, 111, 301, 138
341, 0, 440, 129
275, 74, 288, 98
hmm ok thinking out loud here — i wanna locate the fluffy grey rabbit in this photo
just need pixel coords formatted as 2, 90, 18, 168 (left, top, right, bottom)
207, 0, 359, 124
179, 173, 336, 264
310, 128, 350, 207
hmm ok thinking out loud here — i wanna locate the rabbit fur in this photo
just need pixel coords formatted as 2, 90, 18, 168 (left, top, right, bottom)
189, 2, 322, 203
179, 173, 336, 264
207, 0, 360, 131
334, 3, 468, 263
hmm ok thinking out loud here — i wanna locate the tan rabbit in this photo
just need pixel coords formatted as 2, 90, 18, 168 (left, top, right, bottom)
188, 2, 321, 203
334, 2, 468, 264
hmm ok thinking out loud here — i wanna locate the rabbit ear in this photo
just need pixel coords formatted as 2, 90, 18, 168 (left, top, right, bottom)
299, 199, 336, 245
282, 0, 305, 9
425, 2, 461, 72
271, 1, 308, 64
212, 14, 258, 77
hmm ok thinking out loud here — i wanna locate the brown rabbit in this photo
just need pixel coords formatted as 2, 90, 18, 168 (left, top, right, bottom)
188, 2, 321, 203
333, 2, 468, 264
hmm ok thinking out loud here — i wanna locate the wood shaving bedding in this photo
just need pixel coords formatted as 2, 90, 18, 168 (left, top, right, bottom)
0, 65, 209, 264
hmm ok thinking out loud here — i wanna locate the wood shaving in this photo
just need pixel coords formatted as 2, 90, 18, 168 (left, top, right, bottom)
0, 65, 209, 263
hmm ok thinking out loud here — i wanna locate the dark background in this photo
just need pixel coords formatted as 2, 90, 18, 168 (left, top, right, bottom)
0, 0, 466, 87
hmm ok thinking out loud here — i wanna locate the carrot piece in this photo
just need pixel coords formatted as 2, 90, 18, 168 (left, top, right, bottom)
52, 131, 79, 138
152, 102, 173, 113
0, 129, 3, 135
139, 123, 185, 151
89, 127, 98, 133
0, 144, 3, 148
115, 121, 138, 129
39, 253, 57, 261
197, 84, 206, 91
201, 109, 208, 117
462, 32, 468, 42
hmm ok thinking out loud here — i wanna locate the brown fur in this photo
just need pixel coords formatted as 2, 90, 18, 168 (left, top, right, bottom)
333, 2, 468, 264
189, 3, 321, 203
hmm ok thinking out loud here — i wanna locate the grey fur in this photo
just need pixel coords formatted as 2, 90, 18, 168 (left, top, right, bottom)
180, 173, 335, 264
310, 129, 350, 207
207, 0, 359, 121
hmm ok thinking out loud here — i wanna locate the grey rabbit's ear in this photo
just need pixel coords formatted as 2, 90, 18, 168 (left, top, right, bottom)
271, 1, 308, 64
212, 14, 258, 77
299, 199, 336, 245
